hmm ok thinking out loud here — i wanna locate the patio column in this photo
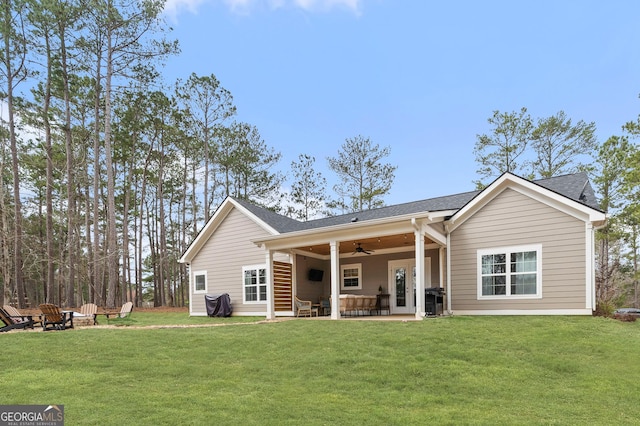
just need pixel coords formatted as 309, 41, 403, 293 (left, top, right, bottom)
414, 229, 425, 319
330, 240, 340, 319
446, 231, 452, 314
265, 249, 275, 320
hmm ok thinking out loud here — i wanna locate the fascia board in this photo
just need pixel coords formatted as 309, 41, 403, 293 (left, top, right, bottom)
422, 222, 447, 246
228, 198, 280, 236
179, 197, 279, 263
179, 198, 234, 263
446, 174, 606, 232
254, 212, 438, 251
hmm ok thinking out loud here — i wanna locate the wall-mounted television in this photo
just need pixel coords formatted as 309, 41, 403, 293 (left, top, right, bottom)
308, 268, 324, 282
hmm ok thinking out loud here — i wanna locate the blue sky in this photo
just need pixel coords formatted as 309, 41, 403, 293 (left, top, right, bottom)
161, 0, 640, 206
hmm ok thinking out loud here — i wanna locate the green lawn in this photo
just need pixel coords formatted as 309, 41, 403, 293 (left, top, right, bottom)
2, 315, 639, 425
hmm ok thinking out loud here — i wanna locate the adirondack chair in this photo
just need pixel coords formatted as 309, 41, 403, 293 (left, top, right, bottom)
104, 302, 133, 319
3, 305, 42, 328
39, 303, 74, 331
0, 306, 36, 332
78, 303, 98, 325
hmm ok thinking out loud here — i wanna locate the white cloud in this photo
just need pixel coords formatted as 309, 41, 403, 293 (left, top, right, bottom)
163, 0, 207, 20
293, 0, 361, 14
164, 0, 362, 18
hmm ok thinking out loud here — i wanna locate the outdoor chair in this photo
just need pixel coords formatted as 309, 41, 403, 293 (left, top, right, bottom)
319, 299, 331, 316
4, 305, 42, 327
78, 303, 98, 325
39, 303, 74, 331
339, 294, 357, 316
294, 296, 318, 317
104, 302, 134, 319
366, 296, 378, 315
0, 306, 36, 332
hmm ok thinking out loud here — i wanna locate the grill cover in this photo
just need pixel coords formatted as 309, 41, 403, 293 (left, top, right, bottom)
204, 294, 233, 317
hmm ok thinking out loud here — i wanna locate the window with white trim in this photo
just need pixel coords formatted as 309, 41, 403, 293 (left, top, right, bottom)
341, 263, 362, 290
243, 265, 267, 303
477, 245, 542, 299
193, 271, 207, 294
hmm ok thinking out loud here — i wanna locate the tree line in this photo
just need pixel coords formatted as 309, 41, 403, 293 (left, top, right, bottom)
0, 0, 396, 309
1, 0, 637, 312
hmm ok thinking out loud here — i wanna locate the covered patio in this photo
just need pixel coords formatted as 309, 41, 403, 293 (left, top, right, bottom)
255, 211, 453, 320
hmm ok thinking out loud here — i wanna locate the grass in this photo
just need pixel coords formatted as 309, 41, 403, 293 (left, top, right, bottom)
98, 310, 260, 327
2, 315, 640, 425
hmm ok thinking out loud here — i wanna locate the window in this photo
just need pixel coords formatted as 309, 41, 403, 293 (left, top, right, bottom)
477, 245, 541, 299
341, 263, 362, 290
243, 265, 267, 303
193, 271, 207, 294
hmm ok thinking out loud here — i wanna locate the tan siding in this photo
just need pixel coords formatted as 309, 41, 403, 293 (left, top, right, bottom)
450, 188, 587, 312
190, 208, 274, 315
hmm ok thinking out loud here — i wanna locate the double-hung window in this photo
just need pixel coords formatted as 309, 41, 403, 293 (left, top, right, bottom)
243, 265, 267, 303
193, 271, 207, 294
341, 263, 362, 290
477, 245, 542, 299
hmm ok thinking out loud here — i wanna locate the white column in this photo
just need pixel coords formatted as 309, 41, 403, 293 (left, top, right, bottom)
265, 250, 275, 320
330, 240, 340, 319
439, 246, 445, 314
586, 223, 595, 311
439, 246, 445, 290
415, 229, 425, 319
446, 232, 452, 314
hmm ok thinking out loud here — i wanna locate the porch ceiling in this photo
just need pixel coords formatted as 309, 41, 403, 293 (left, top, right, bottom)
296, 234, 434, 257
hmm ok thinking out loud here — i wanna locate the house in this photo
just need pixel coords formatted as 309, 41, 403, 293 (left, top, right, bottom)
179, 172, 607, 319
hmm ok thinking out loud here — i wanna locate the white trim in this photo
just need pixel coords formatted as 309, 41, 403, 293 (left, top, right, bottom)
231, 199, 280, 235
265, 251, 275, 320
180, 197, 279, 264
253, 212, 456, 253
446, 173, 607, 233
414, 229, 426, 319
193, 270, 208, 294
242, 264, 268, 304
292, 243, 441, 261
330, 241, 340, 319
477, 244, 543, 300
586, 223, 595, 311
191, 311, 294, 317
452, 309, 593, 316
388, 257, 432, 315
446, 231, 451, 314
341, 263, 362, 290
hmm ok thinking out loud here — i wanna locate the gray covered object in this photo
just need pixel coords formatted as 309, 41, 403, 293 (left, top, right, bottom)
205, 294, 233, 317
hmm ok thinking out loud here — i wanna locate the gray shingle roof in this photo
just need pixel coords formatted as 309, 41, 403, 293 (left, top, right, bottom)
232, 172, 602, 234
230, 197, 305, 233
533, 172, 600, 211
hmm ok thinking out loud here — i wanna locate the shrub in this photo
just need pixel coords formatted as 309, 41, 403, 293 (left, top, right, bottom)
594, 301, 615, 317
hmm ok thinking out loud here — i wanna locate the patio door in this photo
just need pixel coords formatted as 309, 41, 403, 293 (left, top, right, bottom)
388, 258, 431, 314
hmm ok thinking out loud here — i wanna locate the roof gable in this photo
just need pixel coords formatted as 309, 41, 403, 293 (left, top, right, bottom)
446, 172, 606, 232
179, 197, 283, 263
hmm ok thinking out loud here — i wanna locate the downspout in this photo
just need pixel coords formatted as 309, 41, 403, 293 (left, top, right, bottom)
446, 226, 452, 315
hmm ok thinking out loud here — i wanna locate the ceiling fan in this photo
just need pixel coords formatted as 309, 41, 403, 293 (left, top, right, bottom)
353, 243, 373, 255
